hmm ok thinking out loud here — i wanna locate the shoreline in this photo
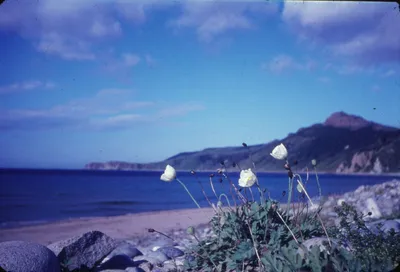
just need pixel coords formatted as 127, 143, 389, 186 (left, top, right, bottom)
2, 167, 399, 177
0, 203, 301, 246
0, 207, 224, 246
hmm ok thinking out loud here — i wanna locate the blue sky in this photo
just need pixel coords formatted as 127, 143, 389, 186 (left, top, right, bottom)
0, 0, 399, 169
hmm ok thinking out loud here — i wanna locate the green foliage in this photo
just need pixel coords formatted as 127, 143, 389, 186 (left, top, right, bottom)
183, 199, 327, 271
182, 197, 400, 272
328, 201, 400, 271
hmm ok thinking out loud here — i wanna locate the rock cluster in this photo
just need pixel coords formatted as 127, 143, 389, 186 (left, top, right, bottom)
0, 226, 213, 272
310, 179, 400, 225
1, 180, 399, 272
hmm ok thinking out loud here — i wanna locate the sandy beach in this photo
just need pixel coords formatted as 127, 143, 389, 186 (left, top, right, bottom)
0, 207, 224, 246
0, 202, 303, 246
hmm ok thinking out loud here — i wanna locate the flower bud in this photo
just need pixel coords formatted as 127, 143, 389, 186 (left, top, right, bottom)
187, 226, 195, 235
311, 159, 317, 166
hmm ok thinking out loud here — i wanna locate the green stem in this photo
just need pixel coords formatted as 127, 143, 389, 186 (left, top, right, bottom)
176, 178, 201, 209
293, 174, 315, 207
209, 176, 219, 201
218, 193, 233, 210
287, 177, 293, 215
276, 210, 299, 245
249, 187, 255, 202
314, 166, 322, 198
246, 146, 265, 204
223, 173, 247, 204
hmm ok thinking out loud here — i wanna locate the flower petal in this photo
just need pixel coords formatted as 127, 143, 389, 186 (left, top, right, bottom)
160, 164, 176, 182
270, 143, 288, 160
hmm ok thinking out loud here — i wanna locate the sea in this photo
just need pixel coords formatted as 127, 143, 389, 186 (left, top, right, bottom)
0, 169, 399, 229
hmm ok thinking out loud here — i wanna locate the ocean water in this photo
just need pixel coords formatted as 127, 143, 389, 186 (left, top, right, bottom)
0, 169, 398, 229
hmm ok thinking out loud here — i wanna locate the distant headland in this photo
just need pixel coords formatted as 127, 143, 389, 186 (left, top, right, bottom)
85, 111, 400, 174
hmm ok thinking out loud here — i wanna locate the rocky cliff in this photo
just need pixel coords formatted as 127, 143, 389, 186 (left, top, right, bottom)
85, 111, 400, 174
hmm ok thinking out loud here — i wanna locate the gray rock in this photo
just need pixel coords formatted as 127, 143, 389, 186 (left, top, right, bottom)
314, 179, 400, 227
380, 220, 400, 233
0, 241, 60, 272
185, 254, 195, 263
126, 267, 146, 272
98, 270, 126, 272
96, 254, 137, 271
48, 230, 117, 271
158, 260, 184, 272
146, 240, 178, 251
134, 256, 163, 268
367, 219, 400, 235
102, 243, 143, 263
146, 251, 170, 263
137, 261, 153, 272
156, 246, 184, 259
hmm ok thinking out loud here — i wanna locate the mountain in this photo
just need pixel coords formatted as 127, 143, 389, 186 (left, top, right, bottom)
323, 111, 396, 131
84, 111, 400, 174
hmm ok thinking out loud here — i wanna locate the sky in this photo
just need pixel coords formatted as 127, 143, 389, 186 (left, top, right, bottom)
0, 0, 399, 169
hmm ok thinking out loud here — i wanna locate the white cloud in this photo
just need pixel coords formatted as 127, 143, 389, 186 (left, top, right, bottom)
262, 54, 317, 74
91, 113, 148, 130
167, 1, 278, 42
381, 69, 397, 78
281, 1, 400, 66
0, 80, 55, 95
90, 20, 122, 38
0, 0, 133, 60
0, 89, 205, 131
122, 53, 141, 67
100, 52, 142, 77
36, 33, 96, 60
157, 103, 205, 118
0, 0, 279, 59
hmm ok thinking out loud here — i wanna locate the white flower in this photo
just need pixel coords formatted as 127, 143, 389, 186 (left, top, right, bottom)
238, 168, 257, 187
160, 165, 176, 182
311, 159, 317, 166
270, 143, 288, 160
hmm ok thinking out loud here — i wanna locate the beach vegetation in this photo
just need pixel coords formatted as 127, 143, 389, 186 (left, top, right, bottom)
159, 143, 400, 272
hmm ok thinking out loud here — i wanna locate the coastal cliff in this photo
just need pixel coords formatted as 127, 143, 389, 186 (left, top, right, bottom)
85, 111, 400, 174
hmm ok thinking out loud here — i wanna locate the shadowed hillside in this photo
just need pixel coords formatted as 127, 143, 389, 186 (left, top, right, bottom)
85, 111, 400, 174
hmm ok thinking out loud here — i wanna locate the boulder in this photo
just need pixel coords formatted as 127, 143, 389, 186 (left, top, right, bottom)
0, 241, 60, 272
48, 230, 117, 271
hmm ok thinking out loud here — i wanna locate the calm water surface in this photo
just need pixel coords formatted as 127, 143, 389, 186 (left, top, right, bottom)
0, 169, 398, 229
